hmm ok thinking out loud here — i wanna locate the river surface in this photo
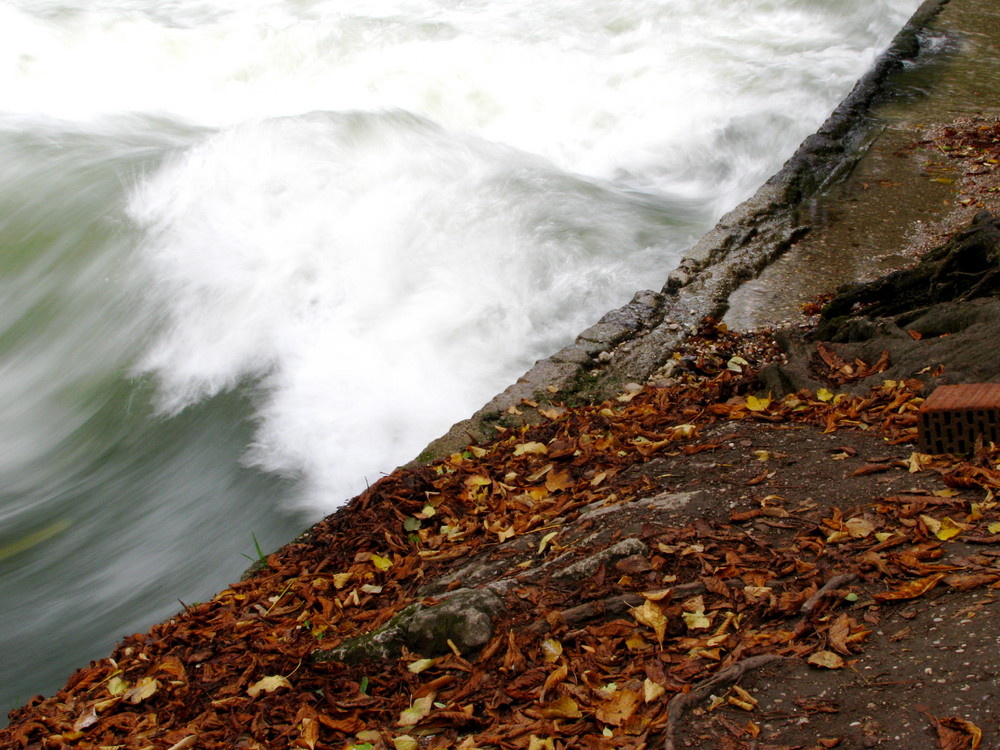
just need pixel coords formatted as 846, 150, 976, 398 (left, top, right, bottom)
0, 0, 921, 716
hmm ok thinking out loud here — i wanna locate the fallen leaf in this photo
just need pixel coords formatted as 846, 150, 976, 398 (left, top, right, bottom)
631, 600, 668, 644
538, 531, 559, 555
247, 675, 290, 698
541, 637, 563, 663
514, 442, 548, 456
123, 677, 159, 704
528, 737, 555, 750
72, 706, 98, 732
807, 651, 846, 669
874, 574, 946, 601
299, 718, 319, 750
845, 517, 875, 539
939, 717, 983, 749
407, 659, 435, 674
643, 678, 665, 703
392, 735, 419, 750
371, 554, 393, 572
595, 688, 642, 726
540, 695, 582, 719
397, 694, 435, 727
746, 395, 771, 412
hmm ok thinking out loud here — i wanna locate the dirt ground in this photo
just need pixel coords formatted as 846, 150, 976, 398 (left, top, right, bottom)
633, 420, 999, 749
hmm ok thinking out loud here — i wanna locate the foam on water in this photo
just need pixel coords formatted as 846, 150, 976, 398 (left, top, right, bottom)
108, 0, 924, 511
127, 111, 700, 509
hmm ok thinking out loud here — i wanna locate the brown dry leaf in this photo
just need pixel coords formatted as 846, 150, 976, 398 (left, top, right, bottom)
945, 573, 1000, 591
845, 517, 876, 539
938, 717, 983, 749
595, 688, 642, 727
827, 613, 854, 656
299, 717, 319, 750
544, 469, 573, 493
874, 573, 946, 601
247, 675, 290, 699
540, 695, 582, 719
807, 651, 846, 669
71, 706, 98, 732
541, 664, 568, 701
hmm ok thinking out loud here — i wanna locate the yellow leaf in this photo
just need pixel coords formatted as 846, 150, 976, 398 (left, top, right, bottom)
407, 659, 435, 674
935, 516, 962, 541
672, 424, 697, 439
247, 675, 290, 698
398, 694, 435, 727
332, 572, 352, 589
107, 676, 128, 697
514, 441, 548, 456
528, 737, 555, 750
643, 679, 665, 703
807, 650, 846, 669
540, 695, 582, 719
626, 632, 651, 652
631, 600, 668, 645
468, 445, 488, 458
816, 388, 834, 402
541, 638, 563, 663
682, 610, 711, 630
920, 514, 942, 536
496, 525, 515, 543
989, 521, 1000, 534
729, 685, 758, 710
123, 677, 159, 704
746, 395, 771, 412
875, 532, 893, 542
393, 736, 419, 750
371, 554, 393, 572
538, 531, 559, 555
753, 450, 770, 462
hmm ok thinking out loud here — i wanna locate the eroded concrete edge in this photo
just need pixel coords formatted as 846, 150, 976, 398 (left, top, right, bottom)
417, 0, 952, 461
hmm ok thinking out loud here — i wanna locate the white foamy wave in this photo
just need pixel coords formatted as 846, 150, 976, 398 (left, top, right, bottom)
128, 111, 693, 509
2, 0, 919, 209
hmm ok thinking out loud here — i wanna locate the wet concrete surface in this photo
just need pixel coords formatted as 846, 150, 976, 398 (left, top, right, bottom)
725, 0, 1000, 329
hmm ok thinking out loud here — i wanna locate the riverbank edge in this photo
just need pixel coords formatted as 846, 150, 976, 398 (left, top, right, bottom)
416, 0, 952, 462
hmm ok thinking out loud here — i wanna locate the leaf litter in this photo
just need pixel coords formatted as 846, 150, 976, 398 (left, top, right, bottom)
3, 321, 999, 750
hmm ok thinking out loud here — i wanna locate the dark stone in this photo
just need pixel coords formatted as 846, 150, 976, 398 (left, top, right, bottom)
816, 211, 1000, 337
312, 587, 504, 665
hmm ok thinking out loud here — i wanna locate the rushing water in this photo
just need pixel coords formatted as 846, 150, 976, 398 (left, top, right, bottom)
0, 0, 921, 716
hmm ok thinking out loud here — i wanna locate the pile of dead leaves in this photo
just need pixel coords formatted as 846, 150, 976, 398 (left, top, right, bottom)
3, 342, 1000, 750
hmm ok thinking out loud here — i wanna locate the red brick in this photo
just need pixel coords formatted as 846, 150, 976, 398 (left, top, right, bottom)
918, 383, 1000, 454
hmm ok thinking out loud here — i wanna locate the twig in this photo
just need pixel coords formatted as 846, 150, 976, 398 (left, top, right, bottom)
526, 582, 708, 634
793, 572, 858, 638
662, 654, 787, 750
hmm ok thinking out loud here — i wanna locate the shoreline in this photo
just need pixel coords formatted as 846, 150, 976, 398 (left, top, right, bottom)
419, 0, 953, 461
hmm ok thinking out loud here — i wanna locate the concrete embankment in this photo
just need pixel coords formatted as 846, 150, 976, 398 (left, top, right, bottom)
420, 0, 997, 460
